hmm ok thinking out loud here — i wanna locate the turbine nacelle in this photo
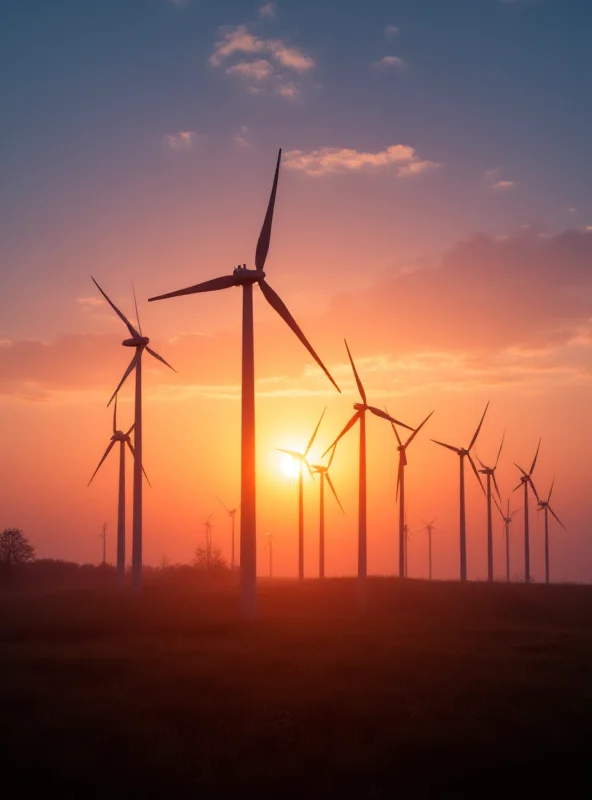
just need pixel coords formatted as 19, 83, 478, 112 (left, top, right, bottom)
353, 403, 367, 412
232, 265, 266, 284
123, 336, 150, 348
111, 430, 129, 442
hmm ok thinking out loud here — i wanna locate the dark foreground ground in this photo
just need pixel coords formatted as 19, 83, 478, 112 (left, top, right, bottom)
1, 577, 591, 798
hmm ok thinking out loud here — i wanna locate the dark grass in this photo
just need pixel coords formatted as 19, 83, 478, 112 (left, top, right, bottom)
1, 577, 592, 798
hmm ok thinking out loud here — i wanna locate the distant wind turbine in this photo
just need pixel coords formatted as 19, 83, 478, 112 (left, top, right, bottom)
88, 394, 150, 587
204, 514, 213, 569
495, 498, 520, 583
388, 409, 433, 578
418, 519, 437, 580
100, 521, 107, 566
323, 340, 413, 607
476, 431, 505, 582
148, 150, 340, 617
311, 443, 344, 579
512, 439, 541, 584
215, 496, 240, 571
431, 403, 489, 581
92, 279, 175, 593
277, 408, 326, 580
537, 478, 566, 584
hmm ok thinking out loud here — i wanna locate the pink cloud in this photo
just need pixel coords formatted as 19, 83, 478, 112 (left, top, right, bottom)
283, 144, 439, 176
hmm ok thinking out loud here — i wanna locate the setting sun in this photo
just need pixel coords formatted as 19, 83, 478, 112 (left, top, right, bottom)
279, 453, 301, 479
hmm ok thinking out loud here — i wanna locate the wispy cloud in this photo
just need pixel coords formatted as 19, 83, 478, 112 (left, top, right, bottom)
226, 59, 274, 81
234, 125, 251, 148
372, 55, 407, 70
259, 2, 278, 18
283, 144, 440, 177
385, 24, 400, 37
76, 297, 105, 307
210, 25, 314, 71
209, 23, 314, 100
485, 167, 518, 191
164, 131, 197, 151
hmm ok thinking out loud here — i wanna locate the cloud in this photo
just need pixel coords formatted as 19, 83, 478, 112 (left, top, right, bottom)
164, 131, 197, 150
485, 167, 518, 191
372, 55, 407, 70
385, 24, 400, 37
76, 297, 105, 307
209, 24, 314, 100
259, 2, 277, 18
234, 125, 251, 148
226, 59, 274, 81
283, 144, 440, 177
209, 25, 314, 72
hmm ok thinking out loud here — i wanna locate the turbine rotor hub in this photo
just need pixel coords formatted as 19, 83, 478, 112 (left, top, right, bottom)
123, 336, 149, 347
232, 265, 266, 284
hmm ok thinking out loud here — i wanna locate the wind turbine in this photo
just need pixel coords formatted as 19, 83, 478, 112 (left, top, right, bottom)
215, 496, 240, 571
418, 519, 437, 580
148, 150, 340, 617
537, 478, 566, 584
88, 395, 150, 587
476, 431, 505, 582
512, 439, 541, 584
204, 514, 213, 569
495, 498, 520, 583
431, 403, 489, 581
311, 443, 344, 579
403, 512, 409, 578
323, 340, 413, 606
277, 408, 326, 580
388, 409, 433, 578
100, 522, 107, 566
92, 279, 175, 593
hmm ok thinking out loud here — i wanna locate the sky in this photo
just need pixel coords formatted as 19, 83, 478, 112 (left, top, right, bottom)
1, 0, 592, 582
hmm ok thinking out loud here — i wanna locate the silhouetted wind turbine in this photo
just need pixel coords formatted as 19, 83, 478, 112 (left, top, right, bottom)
418, 519, 437, 580
92, 278, 174, 593
537, 478, 566, 584
216, 496, 240, 571
431, 403, 489, 581
148, 150, 339, 616
277, 408, 326, 580
204, 514, 213, 569
88, 394, 150, 587
495, 498, 520, 582
100, 521, 107, 566
311, 443, 344, 579
323, 340, 413, 607
476, 431, 505, 582
513, 439, 541, 584
388, 409, 433, 578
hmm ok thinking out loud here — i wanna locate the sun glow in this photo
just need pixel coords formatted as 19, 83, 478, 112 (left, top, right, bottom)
279, 453, 301, 479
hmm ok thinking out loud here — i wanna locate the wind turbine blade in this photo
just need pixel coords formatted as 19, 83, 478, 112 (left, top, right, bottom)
404, 410, 434, 447
431, 439, 460, 454
146, 346, 177, 373
148, 274, 238, 302
305, 459, 314, 480
132, 281, 143, 337
492, 472, 502, 501
494, 429, 505, 469
322, 411, 361, 457
327, 442, 337, 469
512, 482, 523, 493
530, 438, 541, 474
215, 495, 231, 514
368, 406, 414, 431
468, 401, 489, 450
344, 339, 366, 404
326, 473, 345, 513
396, 458, 404, 502
255, 149, 282, 272
528, 478, 540, 503
259, 280, 340, 392
126, 423, 135, 436
276, 447, 300, 458
87, 440, 116, 485
113, 393, 118, 434
547, 476, 555, 503
474, 449, 486, 470
514, 462, 528, 478
385, 406, 403, 447
468, 453, 486, 496
548, 506, 567, 531
305, 407, 326, 457
493, 495, 505, 519
107, 352, 140, 407
127, 441, 152, 487
91, 277, 139, 339
511, 508, 521, 517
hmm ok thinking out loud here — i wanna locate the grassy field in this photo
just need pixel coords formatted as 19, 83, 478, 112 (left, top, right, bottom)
1, 577, 591, 797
